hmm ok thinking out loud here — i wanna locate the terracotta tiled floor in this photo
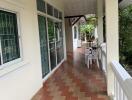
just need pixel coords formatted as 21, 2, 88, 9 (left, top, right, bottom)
32, 48, 109, 100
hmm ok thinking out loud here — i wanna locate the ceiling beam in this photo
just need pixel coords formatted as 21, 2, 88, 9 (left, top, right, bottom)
118, 0, 123, 3
65, 15, 84, 18
83, 15, 87, 22
72, 16, 82, 26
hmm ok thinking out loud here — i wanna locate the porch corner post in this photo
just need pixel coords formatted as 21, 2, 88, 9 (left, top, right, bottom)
105, 0, 119, 96
97, 0, 104, 44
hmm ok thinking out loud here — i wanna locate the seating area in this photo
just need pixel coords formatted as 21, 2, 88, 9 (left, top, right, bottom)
84, 41, 100, 69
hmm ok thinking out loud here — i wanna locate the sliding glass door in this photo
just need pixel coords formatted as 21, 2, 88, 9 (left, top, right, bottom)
48, 19, 57, 70
38, 16, 64, 78
38, 15, 49, 78
37, 0, 64, 78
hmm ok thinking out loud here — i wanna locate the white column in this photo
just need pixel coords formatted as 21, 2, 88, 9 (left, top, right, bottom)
105, 0, 119, 96
97, 0, 104, 44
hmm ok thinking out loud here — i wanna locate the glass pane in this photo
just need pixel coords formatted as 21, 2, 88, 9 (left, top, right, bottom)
59, 22, 64, 60
48, 19, 56, 70
56, 41, 61, 64
37, 0, 46, 13
0, 10, 20, 64
47, 4, 53, 16
54, 8, 59, 18
55, 22, 64, 64
74, 27, 77, 39
59, 12, 62, 20
50, 49, 56, 69
38, 15, 49, 78
48, 19, 54, 42
55, 23, 59, 41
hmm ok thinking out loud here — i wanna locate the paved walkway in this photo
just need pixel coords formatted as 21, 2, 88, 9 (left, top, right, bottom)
32, 48, 109, 100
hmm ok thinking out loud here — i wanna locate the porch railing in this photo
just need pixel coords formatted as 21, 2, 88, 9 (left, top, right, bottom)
111, 61, 132, 100
100, 43, 132, 100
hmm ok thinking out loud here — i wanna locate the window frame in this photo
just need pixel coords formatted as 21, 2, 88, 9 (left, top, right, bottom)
0, 8, 23, 70
37, 1, 65, 79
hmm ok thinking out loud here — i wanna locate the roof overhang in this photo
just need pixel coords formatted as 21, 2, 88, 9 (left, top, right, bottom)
64, 0, 97, 16
63, 0, 124, 17
119, 0, 132, 8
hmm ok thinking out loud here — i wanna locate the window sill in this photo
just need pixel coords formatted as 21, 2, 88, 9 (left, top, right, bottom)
0, 60, 30, 77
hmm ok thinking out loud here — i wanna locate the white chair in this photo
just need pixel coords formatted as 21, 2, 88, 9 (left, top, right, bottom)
92, 48, 99, 68
85, 47, 93, 68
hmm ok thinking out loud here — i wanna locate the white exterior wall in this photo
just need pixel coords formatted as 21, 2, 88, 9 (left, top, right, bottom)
0, 0, 64, 100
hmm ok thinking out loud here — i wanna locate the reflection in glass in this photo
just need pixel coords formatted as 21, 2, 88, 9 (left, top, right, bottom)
0, 10, 20, 64
38, 15, 49, 78
47, 4, 53, 16
37, 0, 46, 13
54, 8, 59, 18
55, 22, 64, 64
59, 12, 62, 20
48, 19, 57, 70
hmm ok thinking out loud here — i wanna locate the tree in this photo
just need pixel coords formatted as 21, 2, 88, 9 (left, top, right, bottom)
80, 16, 97, 41
80, 24, 95, 41
119, 5, 132, 69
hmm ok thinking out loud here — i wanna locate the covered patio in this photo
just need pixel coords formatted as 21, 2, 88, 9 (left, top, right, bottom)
32, 48, 109, 100
0, 0, 132, 100
33, 0, 132, 99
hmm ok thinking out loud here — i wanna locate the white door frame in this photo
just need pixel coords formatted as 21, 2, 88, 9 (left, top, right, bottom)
72, 25, 78, 50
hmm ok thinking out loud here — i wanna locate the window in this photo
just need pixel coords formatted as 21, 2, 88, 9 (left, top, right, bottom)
47, 4, 53, 16
37, 0, 46, 13
59, 12, 62, 20
0, 10, 20, 65
37, 1, 64, 77
37, 1, 63, 20
54, 8, 59, 18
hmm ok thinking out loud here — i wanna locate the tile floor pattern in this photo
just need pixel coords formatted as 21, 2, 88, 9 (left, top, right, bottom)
32, 48, 109, 100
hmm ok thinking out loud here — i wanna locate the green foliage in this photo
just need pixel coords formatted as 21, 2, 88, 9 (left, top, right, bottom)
119, 5, 132, 68
80, 16, 96, 41
80, 24, 95, 41
80, 24, 94, 35
87, 16, 97, 26
48, 19, 54, 41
